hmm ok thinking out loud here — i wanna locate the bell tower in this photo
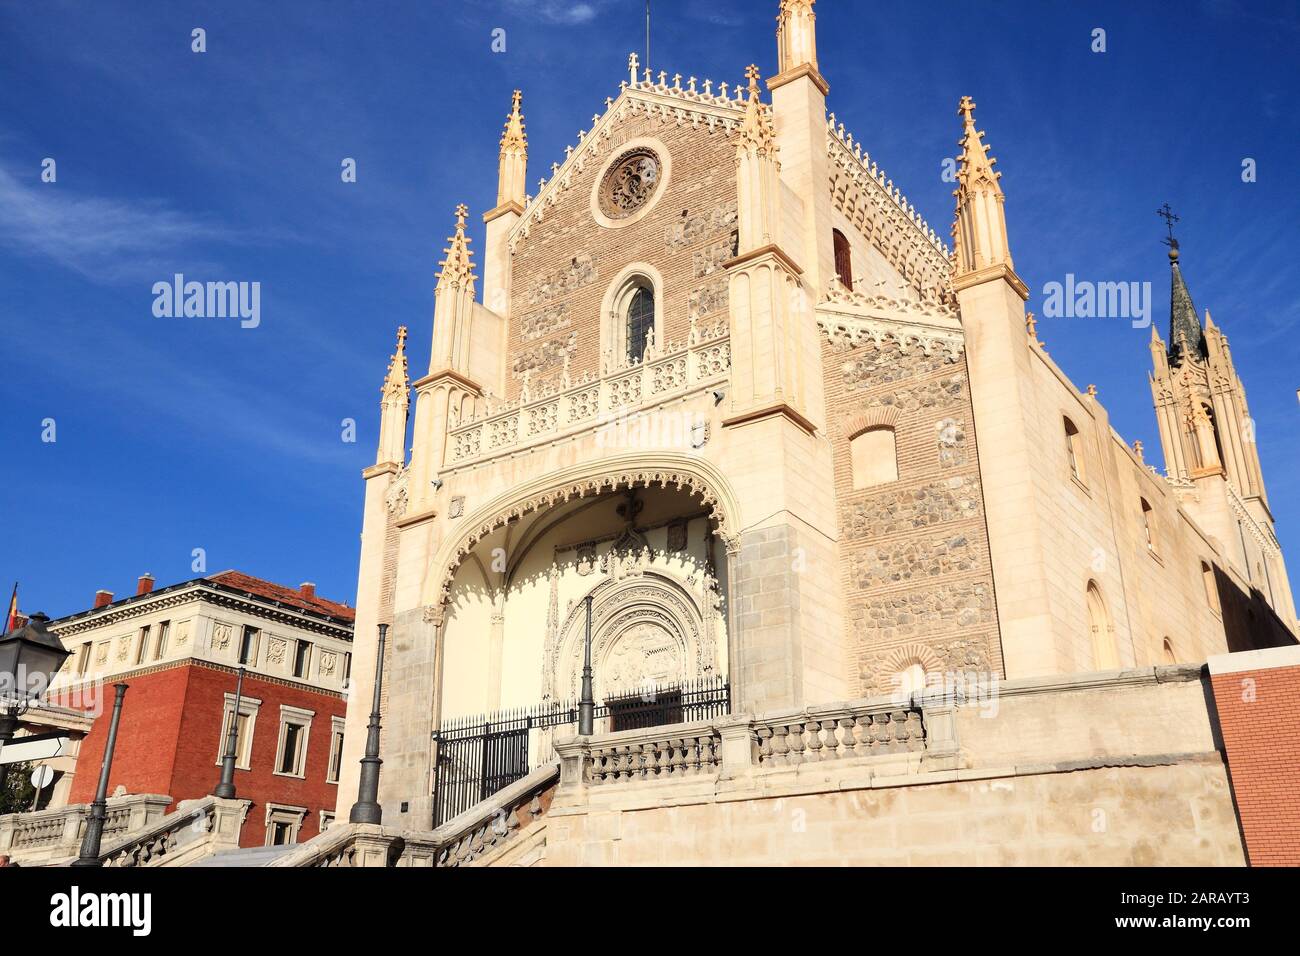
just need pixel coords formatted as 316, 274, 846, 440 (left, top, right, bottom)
1148, 224, 1294, 622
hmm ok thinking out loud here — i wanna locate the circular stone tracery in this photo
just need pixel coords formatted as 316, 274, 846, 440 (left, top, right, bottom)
599, 148, 661, 219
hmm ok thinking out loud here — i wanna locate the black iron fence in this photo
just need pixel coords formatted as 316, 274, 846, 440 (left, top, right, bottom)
431, 674, 729, 828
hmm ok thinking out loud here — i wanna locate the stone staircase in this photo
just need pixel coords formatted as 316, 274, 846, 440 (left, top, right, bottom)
189, 844, 301, 867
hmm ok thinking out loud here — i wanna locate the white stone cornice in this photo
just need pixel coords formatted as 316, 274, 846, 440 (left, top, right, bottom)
816, 292, 965, 361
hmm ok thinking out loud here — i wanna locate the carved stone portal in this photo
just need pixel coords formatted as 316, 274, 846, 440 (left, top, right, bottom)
545, 570, 720, 703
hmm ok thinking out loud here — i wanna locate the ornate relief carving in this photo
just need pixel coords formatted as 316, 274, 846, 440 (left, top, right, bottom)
598, 147, 661, 219
386, 465, 409, 519
545, 569, 718, 703
266, 638, 287, 665
319, 651, 338, 677
448, 495, 466, 519
575, 544, 598, 576
435, 469, 735, 603
211, 622, 233, 652
667, 519, 688, 553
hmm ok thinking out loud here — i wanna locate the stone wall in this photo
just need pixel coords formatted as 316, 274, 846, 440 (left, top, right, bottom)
820, 333, 1003, 697
535, 666, 1245, 867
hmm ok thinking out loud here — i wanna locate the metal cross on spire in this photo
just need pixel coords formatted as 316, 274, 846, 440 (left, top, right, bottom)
1157, 201, 1180, 245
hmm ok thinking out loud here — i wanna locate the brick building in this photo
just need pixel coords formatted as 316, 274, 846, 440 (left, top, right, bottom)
44, 571, 354, 848
1208, 645, 1300, 866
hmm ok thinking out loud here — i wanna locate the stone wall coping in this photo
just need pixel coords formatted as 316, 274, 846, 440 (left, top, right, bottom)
1207, 644, 1300, 675
429, 761, 559, 845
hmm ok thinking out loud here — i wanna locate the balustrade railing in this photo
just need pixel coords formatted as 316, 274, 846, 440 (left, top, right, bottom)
446, 324, 730, 467
432, 675, 729, 827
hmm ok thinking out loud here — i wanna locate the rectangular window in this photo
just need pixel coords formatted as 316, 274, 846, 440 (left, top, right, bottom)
264, 804, 307, 847
343, 652, 352, 682
154, 621, 170, 660
239, 626, 260, 666
76, 643, 91, 676
215, 693, 261, 770
293, 640, 312, 679
279, 724, 303, 774
134, 626, 150, 666
274, 705, 314, 778
217, 712, 254, 768
326, 718, 345, 784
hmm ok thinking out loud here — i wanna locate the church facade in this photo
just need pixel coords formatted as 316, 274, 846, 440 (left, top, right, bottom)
333, 0, 1297, 841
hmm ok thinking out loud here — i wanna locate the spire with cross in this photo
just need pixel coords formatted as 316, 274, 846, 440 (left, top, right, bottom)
1157, 201, 1180, 250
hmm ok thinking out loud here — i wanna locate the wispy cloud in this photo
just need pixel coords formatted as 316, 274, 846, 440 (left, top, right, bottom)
0, 164, 238, 282
504, 0, 612, 25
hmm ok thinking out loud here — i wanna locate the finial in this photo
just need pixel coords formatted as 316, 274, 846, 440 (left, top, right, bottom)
958, 95, 977, 125
1157, 202, 1181, 261
745, 64, 761, 95
395, 325, 408, 352
1086, 384, 1098, 399
454, 203, 468, 231
1026, 312, 1045, 348
1134, 440, 1145, 462
628, 52, 639, 84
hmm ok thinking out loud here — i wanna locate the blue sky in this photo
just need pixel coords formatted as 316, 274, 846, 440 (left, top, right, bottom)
2, 0, 1297, 619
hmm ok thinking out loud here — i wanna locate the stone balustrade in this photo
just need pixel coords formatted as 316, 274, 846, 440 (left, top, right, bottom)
554, 696, 960, 792
446, 329, 730, 468
97, 796, 249, 867
0, 792, 172, 865
587, 721, 722, 785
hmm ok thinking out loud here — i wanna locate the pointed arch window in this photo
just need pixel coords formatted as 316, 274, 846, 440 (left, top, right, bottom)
1201, 561, 1221, 615
833, 229, 853, 289
625, 284, 655, 364
1064, 416, 1086, 484
1140, 498, 1158, 555
1086, 580, 1119, 670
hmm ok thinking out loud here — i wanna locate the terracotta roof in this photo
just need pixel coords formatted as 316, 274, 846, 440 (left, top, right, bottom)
207, 571, 356, 623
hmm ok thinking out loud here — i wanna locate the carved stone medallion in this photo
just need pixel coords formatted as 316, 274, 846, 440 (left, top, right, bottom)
599, 148, 661, 220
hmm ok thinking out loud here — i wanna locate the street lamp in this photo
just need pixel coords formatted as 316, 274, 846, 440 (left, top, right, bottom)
0, 612, 71, 811
0, 612, 72, 754
348, 623, 387, 825
578, 596, 595, 736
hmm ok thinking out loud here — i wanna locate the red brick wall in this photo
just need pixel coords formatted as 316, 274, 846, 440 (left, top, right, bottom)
170, 665, 345, 847
56, 660, 345, 848
56, 665, 190, 804
1211, 663, 1300, 866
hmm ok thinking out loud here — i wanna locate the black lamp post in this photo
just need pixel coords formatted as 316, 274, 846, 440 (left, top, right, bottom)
0, 612, 72, 789
213, 665, 247, 799
578, 596, 595, 735
349, 623, 387, 825
72, 682, 128, 867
